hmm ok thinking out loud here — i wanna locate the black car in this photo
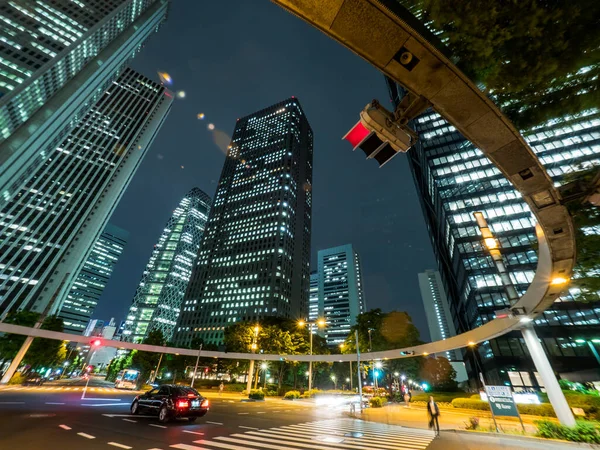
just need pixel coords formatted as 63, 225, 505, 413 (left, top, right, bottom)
131, 385, 209, 423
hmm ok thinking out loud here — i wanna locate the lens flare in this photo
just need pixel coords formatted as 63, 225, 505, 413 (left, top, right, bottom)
176, 91, 186, 99
157, 72, 172, 84
197, 113, 205, 120
208, 123, 215, 130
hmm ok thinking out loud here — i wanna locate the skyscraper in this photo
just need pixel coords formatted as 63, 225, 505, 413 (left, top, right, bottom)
418, 270, 467, 381
309, 271, 319, 325
58, 224, 129, 334
0, 0, 169, 204
316, 244, 366, 347
173, 98, 313, 347
0, 68, 173, 319
386, 8, 600, 387
123, 188, 211, 343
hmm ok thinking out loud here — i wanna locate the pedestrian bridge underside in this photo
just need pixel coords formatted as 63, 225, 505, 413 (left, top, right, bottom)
0, 0, 576, 364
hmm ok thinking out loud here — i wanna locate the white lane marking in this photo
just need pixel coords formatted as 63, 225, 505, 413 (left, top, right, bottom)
183, 430, 204, 435
194, 440, 253, 450
170, 445, 203, 450
0, 401, 24, 404
59, 425, 71, 430
103, 414, 154, 418
122, 418, 137, 423
206, 421, 223, 425
77, 432, 96, 439
46, 402, 65, 405
272, 410, 280, 413
149, 424, 167, 429
108, 442, 132, 449
237, 412, 248, 415
256, 412, 265, 414
81, 403, 128, 407
238, 426, 259, 430
147, 448, 165, 450
81, 398, 122, 401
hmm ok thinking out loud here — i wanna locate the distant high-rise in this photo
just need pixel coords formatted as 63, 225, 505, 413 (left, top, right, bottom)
58, 224, 129, 334
316, 244, 366, 347
418, 270, 467, 381
0, 0, 170, 204
123, 188, 211, 343
173, 98, 313, 347
309, 271, 319, 325
0, 68, 173, 319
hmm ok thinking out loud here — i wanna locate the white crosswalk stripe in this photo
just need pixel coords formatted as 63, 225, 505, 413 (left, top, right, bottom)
168, 418, 436, 450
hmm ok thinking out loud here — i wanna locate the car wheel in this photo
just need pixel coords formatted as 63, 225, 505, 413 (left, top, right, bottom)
188, 417, 197, 422
158, 405, 170, 423
131, 400, 139, 415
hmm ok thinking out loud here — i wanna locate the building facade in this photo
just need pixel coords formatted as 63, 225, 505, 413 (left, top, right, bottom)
315, 244, 366, 348
309, 271, 319, 325
418, 269, 467, 381
387, 54, 600, 387
122, 188, 211, 343
0, 67, 173, 319
58, 224, 129, 334
0, 0, 170, 204
173, 98, 313, 347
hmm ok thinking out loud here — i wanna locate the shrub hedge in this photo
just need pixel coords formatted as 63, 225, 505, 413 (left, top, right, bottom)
284, 390, 301, 400
370, 397, 385, 408
8, 373, 25, 385
536, 420, 600, 443
411, 392, 472, 403
248, 389, 265, 400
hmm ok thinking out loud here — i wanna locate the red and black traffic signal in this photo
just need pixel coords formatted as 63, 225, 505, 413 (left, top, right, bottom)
343, 100, 418, 167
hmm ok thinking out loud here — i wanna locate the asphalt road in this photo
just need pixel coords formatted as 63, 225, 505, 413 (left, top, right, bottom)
0, 378, 585, 449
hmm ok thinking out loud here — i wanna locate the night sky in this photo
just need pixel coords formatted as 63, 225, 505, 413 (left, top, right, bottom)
94, 0, 436, 341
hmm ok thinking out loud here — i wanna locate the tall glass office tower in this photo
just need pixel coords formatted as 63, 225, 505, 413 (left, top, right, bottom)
316, 244, 366, 348
386, 8, 600, 385
309, 271, 319, 324
173, 98, 314, 347
0, 0, 170, 204
123, 188, 211, 343
58, 223, 129, 334
0, 67, 173, 319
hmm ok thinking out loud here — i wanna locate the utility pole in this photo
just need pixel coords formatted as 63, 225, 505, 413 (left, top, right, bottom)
246, 325, 259, 393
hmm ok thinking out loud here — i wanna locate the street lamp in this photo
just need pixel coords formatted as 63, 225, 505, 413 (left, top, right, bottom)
298, 319, 326, 391
331, 374, 337, 390
374, 361, 382, 389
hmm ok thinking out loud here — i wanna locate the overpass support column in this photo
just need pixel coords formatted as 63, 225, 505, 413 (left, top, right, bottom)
1, 336, 34, 384
521, 325, 575, 426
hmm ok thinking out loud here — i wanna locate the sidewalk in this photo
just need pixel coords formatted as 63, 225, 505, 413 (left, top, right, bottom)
355, 403, 546, 434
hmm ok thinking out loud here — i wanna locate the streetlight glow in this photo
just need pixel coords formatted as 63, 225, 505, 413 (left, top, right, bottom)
375, 361, 382, 369
261, 362, 268, 370
551, 276, 568, 285
298, 320, 306, 327
317, 319, 326, 327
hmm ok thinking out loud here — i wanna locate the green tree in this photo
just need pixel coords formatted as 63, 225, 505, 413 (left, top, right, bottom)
0, 311, 40, 365
406, 0, 600, 129
342, 309, 423, 394
420, 356, 457, 391
24, 315, 66, 370
129, 329, 165, 387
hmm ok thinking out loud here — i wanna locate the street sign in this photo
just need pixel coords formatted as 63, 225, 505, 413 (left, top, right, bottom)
485, 385, 520, 418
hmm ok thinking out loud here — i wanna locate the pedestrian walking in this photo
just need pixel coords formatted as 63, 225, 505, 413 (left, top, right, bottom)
427, 395, 440, 435
219, 382, 224, 396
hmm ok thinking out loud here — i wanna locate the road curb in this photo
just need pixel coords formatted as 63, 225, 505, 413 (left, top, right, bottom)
444, 429, 600, 449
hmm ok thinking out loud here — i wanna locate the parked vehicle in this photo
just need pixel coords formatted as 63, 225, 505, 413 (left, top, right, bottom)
114, 369, 140, 390
131, 385, 209, 423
